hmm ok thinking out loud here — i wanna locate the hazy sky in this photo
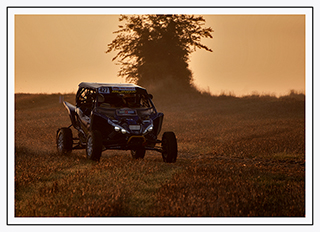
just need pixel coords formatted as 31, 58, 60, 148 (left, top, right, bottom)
14, 14, 305, 96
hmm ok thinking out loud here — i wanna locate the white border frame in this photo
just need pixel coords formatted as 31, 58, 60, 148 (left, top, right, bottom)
7, 6, 313, 226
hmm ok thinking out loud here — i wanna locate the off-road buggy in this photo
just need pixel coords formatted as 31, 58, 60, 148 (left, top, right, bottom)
56, 82, 177, 162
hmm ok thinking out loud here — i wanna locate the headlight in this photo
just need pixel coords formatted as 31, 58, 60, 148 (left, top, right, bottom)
114, 126, 128, 134
109, 119, 129, 134
143, 124, 153, 134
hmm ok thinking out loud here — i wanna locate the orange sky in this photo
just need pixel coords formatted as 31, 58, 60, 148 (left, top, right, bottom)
14, 14, 305, 96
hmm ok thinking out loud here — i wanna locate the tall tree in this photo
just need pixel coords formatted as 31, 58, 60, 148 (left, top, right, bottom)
106, 15, 213, 91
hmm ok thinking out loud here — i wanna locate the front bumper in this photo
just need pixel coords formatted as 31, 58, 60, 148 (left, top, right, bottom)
101, 133, 158, 151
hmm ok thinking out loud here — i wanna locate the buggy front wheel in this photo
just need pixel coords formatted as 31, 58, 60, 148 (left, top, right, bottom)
161, 132, 177, 163
86, 130, 102, 161
56, 127, 73, 154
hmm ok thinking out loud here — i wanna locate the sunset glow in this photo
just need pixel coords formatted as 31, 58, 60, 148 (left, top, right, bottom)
14, 13, 306, 96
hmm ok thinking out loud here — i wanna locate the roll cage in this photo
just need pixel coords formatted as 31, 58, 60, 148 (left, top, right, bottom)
75, 83, 156, 116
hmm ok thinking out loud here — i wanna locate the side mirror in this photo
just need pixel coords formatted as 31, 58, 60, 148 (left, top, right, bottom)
148, 94, 153, 100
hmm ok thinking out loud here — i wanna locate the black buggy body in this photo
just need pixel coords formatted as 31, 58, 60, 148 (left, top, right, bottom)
56, 82, 177, 162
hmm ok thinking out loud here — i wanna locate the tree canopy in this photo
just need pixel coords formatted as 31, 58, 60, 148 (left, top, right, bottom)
106, 14, 213, 91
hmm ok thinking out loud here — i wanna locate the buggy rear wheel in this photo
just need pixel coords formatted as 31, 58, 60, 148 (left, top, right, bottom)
86, 130, 102, 161
161, 132, 177, 163
56, 127, 73, 154
131, 147, 146, 159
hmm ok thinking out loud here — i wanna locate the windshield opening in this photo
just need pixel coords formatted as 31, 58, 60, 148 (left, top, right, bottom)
97, 93, 152, 109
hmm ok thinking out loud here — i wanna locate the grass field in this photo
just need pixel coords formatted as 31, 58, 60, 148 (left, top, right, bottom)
14, 91, 305, 217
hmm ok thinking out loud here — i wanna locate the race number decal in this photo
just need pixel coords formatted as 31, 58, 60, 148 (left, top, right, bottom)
98, 87, 110, 94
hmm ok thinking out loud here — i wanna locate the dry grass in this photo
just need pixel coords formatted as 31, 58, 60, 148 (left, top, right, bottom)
14, 91, 305, 217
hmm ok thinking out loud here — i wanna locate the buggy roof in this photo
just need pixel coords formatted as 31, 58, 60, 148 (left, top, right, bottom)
78, 82, 146, 90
